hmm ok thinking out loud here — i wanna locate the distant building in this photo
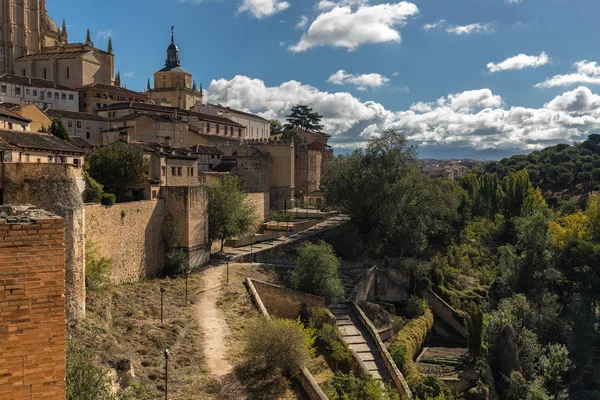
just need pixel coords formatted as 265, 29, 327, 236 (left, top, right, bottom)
8, 103, 51, 132
147, 29, 203, 110
189, 144, 223, 172
0, 74, 79, 111
78, 82, 151, 113
0, 106, 31, 131
45, 109, 108, 146
195, 103, 270, 140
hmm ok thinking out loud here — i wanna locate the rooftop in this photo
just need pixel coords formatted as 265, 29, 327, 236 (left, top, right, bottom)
0, 74, 76, 91
0, 106, 32, 123
70, 136, 95, 149
45, 109, 108, 122
189, 144, 223, 155
205, 103, 270, 122
0, 205, 61, 224
0, 129, 84, 154
78, 83, 149, 98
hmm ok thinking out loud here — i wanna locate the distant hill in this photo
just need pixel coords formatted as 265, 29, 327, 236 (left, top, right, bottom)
485, 134, 600, 207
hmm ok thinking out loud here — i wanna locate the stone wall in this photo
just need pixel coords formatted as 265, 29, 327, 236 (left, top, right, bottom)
422, 289, 467, 338
218, 145, 270, 193
246, 192, 269, 223
0, 206, 66, 400
251, 279, 325, 319
0, 162, 85, 321
295, 149, 322, 195
85, 200, 166, 283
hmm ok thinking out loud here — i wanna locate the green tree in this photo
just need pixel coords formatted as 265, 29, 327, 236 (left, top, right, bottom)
40, 118, 71, 142
466, 303, 484, 360
502, 169, 534, 219
288, 240, 344, 303
207, 176, 257, 252
284, 104, 326, 134
66, 339, 114, 400
86, 142, 148, 202
270, 119, 283, 135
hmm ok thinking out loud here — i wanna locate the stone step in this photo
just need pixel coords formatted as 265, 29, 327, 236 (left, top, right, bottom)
331, 309, 348, 316
344, 335, 367, 344
329, 304, 347, 310
359, 353, 375, 362
349, 343, 371, 352
336, 320, 353, 326
339, 325, 361, 336
369, 370, 382, 380
363, 361, 379, 371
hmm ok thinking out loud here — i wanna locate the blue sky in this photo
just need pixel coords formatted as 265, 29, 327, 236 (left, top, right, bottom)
49, 0, 600, 159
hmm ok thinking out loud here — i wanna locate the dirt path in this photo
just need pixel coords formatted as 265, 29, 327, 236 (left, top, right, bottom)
196, 265, 233, 376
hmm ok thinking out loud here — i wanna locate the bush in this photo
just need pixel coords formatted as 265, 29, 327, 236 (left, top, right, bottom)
85, 241, 111, 291
301, 306, 334, 329
66, 339, 114, 400
318, 323, 342, 344
244, 317, 315, 377
84, 171, 104, 203
165, 247, 186, 276
288, 241, 344, 303
389, 344, 408, 370
270, 209, 295, 222
325, 372, 400, 400
404, 295, 428, 318
101, 193, 116, 206
413, 376, 454, 400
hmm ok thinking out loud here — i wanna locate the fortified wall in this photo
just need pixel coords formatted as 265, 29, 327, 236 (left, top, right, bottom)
295, 149, 322, 195
0, 163, 85, 321
0, 206, 66, 400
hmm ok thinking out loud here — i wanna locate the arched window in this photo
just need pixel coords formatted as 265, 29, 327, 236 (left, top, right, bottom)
66, 67, 70, 80
54, 92, 59, 99
32, 90, 37, 96
162, 81, 166, 88
22, 69, 26, 76
43, 68, 47, 79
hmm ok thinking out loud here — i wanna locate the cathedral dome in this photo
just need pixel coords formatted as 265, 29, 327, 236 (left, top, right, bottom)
41, 14, 60, 35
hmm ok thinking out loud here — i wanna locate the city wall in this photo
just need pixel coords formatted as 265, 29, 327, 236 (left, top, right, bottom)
85, 200, 166, 283
0, 206, 67, 400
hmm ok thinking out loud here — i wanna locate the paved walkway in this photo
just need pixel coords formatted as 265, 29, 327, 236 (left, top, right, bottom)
213, 216, 348, 263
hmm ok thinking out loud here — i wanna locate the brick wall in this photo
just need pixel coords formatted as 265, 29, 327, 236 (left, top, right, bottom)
0, 205, 66, 400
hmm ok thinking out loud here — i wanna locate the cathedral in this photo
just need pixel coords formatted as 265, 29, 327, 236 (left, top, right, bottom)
0, 0, 114, 87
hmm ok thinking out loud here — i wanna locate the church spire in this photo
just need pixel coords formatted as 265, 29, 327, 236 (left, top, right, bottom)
165, 26, 181, 69
107, 37, 113, 54
200, 83, 203, 97
147, 78, 151, 92
61, 19, 68, 42
192, 80, 197, 91
85, 29, 93, 47
115, 71, 121, 87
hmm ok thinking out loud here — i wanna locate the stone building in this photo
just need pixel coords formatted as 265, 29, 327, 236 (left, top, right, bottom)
295, 148, 322, 196
78, 82, 151, 113
0, 0, 67, 74
0, 74, 79, 111
45, 109, 108, 146
7, 103, 51, 131
147, 29, 203, 110
189, 144, 223, 172
0, 129, 84, 168
0, 105, 30, 130
195, 103, 270, 140
0, 205, 67, 400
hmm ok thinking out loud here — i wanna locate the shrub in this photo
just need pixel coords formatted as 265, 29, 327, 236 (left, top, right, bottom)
413, 376, 454, 400
101, 193, 116, 206
391, 316, 406, 334
390, 308, 434, 384
66, 339, 114, 400
288, 241, 344, 303
325, 372, 400, 400
404, 295, 428, 318
302, 306, 334, 329
389, 344, 408, 370
318, 323, 342, 344
85, 241, 111, 291
84, 171, 104, 203
244, 317, 314, 377
165, 247, 186, 276
270, 209, 295, 222
466, 381, 490, 400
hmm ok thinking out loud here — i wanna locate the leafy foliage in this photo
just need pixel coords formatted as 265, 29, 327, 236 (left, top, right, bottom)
41, 117, 71, 142
288, 241, 344, 303
269, 119, 283, 135
207, 176, 257, 252
66, 339, 115, 400
284, 104, 325, 133
165, 247, 186, 276
324, 372, 400, 400
85, 241, 111, 291
87, 142, 149, 202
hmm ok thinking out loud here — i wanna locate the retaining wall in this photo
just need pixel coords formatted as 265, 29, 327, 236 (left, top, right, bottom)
251, 279, 325, 319
422, 289, 467, 338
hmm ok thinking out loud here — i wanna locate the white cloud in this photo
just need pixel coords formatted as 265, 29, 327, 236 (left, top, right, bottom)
506, 0, 523, 3
422, 20, 496, 35
96, 29, 113, 39
290, 2, 419, 52
316, 0, 367, 11
536, 61, 600, 88
207, 75, 600, 155
445, 22, 496, 35
122, 71, 135, 78
296, 15, 309, 29
238, 0, 289, 19
487, 52, 550, 73
279, 41, 286, 47
327, 70, 390, 91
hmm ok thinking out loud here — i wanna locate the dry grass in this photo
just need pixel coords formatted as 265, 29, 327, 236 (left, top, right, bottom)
72, 270, 218, 399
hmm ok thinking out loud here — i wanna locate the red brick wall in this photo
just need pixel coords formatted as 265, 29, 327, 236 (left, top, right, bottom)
0, 212, 66, 399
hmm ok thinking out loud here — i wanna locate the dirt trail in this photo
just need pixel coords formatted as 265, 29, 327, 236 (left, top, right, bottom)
196, 265, 233, 376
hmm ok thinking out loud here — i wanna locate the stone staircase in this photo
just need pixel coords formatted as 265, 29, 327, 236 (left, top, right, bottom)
329, 268, 392, 383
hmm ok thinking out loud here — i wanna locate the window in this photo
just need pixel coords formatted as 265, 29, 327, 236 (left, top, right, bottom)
54, 92, 59, 99
61, 93, 66, 99
66, 67, 70, 80
40, 91, 44, 99
48, 156, 53, 162
152, 190, 157, 199
0, 85, 6, 94
15, 87, 20, 95
22, 69, 26, 76
206, 123, 210, 132
86, 132, 90, 139
162, 166, 166, 176
42, 102, 47, 108
179, 126, 183, 131
32, 90, 37, 96
179, 137, 183, 143
86, 122, 90, 129
216, 124, 220, 134
26, 89, 30, 95
69, 94, 74, 100
239, 128, 242, 135
68, 121, 73, 128
24, 154, 30, 162
43, 68, 47, 79
190, 167, 194, 177
83, 103, 87, 109
7, 123, 12, 129
171, 167, 176, 176
76, 121, 81, 128
73, 158, 80, 167
177, 167, 182, 176
48, 92, 52, 98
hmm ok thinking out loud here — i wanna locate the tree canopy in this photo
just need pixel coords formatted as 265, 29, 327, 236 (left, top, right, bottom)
284, 104, 325, 133
207, 176, 257, 251
270, 119, 283, 135
40, 118, 71, 143
86, 142, 148, 202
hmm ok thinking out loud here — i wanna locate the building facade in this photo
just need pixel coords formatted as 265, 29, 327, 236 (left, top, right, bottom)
0, 74, 79, 111
147, 29, 203, 110
195, 103, 270, 140
0, 106, 30, 130
45, 109, 107, 146
8, 103, 50, 131
78, 82, 150, 113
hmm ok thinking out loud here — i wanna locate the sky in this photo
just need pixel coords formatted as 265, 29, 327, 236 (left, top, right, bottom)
49, 0, 600, 159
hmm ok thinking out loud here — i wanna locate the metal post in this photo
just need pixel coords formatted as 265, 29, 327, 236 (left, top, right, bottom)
185, 271, 190, 303
160, 287, 165, 324
226, 259, 230, 284
250, 234, 254, 261
164, 349, 170, 400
